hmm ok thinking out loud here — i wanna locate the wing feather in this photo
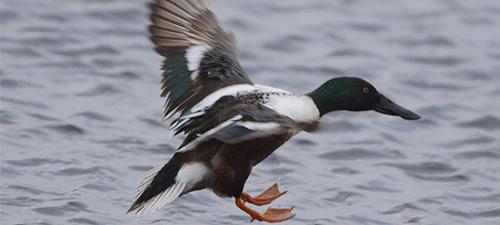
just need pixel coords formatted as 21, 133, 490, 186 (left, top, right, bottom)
150, 0, 252, 122
174, 95, 299, 153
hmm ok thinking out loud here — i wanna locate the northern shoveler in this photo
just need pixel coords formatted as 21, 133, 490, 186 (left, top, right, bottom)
128, 0, 420, 222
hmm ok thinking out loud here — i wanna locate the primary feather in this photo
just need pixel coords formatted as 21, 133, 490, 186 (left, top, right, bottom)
150, 0, 252, 121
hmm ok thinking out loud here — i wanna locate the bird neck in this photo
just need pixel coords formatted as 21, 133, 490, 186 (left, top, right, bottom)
307, 79, 357, 116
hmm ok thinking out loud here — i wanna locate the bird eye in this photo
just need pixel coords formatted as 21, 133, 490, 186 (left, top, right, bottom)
362, 87, 370, 94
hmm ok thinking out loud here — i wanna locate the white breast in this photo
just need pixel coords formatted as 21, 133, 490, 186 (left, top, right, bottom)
264, 94, 320, 123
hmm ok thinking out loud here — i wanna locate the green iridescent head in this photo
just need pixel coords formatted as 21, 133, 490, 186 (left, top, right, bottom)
309, 77, 420, 120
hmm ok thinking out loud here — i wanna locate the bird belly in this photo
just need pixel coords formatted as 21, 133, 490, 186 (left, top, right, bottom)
211, 133, 292, 198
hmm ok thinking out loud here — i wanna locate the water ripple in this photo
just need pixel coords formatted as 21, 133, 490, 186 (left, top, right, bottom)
32, 201, 92, 216
454, 149, 500, 160
319, 148, 404, 160
5, 158, 71, 167
381, 203, 424, 215
43, 124, 86, 135
400, 55, 465, 66
388, 36, 455, 48
73, 111, 114, 123
456, 115, 500, 130
381, 162, 457, 174
76, 84, 122, 97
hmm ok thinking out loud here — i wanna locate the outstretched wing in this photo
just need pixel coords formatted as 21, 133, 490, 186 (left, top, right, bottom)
150, 0, 253, 120
175, 95, 299, 152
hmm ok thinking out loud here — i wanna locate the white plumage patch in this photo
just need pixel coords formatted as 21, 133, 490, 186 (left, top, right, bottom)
190, 70, 200, 81
189, 84, 255, 113
176, 162, 210, 190
186, 45, 210, 71
264, 95, 320, 123
254, 84, 291, 94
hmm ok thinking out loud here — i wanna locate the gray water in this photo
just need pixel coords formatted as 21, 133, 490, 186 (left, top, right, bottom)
1, 0, 500, 224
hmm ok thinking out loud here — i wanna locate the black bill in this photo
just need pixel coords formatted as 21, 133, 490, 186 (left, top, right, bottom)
374, 94, 421, 120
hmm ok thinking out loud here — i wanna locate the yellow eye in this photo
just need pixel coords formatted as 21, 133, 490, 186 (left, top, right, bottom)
362, 87, 370, 94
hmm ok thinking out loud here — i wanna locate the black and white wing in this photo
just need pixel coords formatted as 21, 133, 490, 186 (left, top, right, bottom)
150, 0, 253, 120
174, 95, 300, 152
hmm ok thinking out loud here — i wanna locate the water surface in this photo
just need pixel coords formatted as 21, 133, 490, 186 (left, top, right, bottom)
1, 0, 500, 224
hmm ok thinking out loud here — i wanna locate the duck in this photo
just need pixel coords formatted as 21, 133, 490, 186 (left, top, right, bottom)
128, 0, 421, 223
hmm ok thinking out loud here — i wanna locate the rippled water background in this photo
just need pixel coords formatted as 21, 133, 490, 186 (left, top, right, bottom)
2, 0, 500, 224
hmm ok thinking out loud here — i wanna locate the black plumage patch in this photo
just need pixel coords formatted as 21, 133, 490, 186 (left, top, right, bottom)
128, 153, 185, 213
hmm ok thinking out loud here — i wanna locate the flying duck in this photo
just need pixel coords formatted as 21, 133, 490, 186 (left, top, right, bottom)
128, 0, 421, 222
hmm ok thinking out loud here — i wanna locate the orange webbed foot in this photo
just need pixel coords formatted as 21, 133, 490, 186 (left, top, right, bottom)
235, 184, 295, 223
242, 183, 287, 206
250, 207, 295, 223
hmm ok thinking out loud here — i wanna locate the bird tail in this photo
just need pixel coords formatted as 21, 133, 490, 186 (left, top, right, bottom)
127, 153, 186, 216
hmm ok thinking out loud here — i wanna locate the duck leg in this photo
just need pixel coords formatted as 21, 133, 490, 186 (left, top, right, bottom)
235, 197, 295, 223
241, 183, 287, 206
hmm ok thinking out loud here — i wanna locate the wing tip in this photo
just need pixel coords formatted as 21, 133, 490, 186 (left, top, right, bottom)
149, 0, 221, 48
